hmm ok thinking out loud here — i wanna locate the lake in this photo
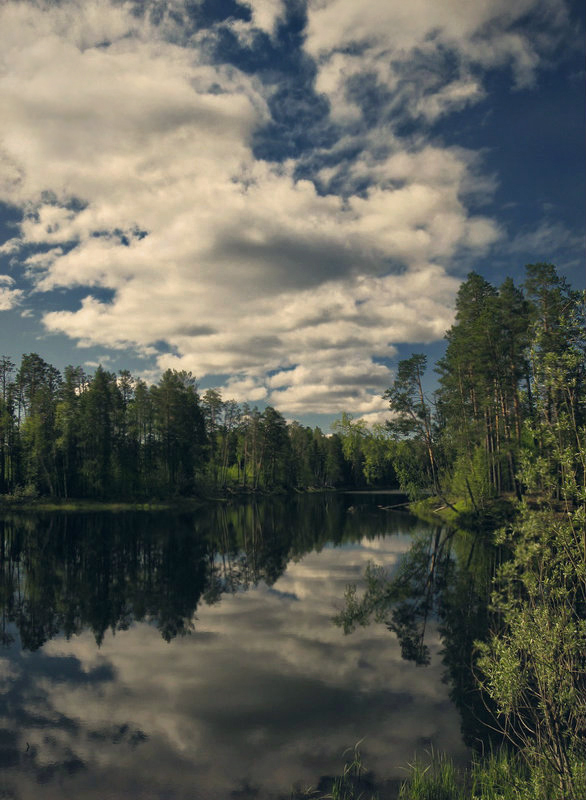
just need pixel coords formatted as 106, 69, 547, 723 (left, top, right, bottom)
0, 493, 474, 799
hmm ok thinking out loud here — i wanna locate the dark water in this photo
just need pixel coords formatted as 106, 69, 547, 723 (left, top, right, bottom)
0, 493, 474, 800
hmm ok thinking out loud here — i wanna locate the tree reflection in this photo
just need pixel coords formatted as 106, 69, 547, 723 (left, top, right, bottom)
0, 494, 400, 651
335, 523, 502, 750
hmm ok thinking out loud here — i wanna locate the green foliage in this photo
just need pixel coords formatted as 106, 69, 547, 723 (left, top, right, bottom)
340, 267, 585, 798
384, 354, 440, 494
1, 264, 582, 510
384, 354, 430, 440
361, 423, 394, 485
3, 483, 39, 502
449, 445, 494, 510
330, 413, 396, 488
331, 413, 368, 486
475, 503, 586, 798
384, 264, 584, 507
390, 439, 432, 500
474, 330, 586, 799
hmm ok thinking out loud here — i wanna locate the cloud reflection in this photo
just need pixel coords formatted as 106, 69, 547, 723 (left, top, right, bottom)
1, 533, 467, 799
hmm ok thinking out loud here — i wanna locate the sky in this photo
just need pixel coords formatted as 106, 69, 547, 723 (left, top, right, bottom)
0, 0, 584, 427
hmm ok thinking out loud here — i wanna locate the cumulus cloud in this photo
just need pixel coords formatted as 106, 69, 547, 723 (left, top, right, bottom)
0, 0, 567, 414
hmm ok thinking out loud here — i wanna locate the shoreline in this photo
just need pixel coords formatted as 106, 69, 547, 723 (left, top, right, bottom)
0, 486, 405, 513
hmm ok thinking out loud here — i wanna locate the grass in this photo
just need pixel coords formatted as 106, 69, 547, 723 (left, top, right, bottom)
294, 743, 379, 800
298, 746, 586, 800
398, 749, 586, 800
398, 752, 464, 800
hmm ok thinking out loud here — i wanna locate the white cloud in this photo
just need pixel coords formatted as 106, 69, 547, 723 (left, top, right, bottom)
0, 274, 22, 310
222, 374, 269, 403
357, 409, 396, 426
305, 0, 568, 101
244, 0, 285, 36
304, 0, 570, 145
2, 0, 562, 414
0, 237, 22, 256
414, 79, 485, 122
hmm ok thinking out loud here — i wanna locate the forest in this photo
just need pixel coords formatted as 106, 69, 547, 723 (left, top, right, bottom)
0, 354, 379, 500
0, 345, 404, 500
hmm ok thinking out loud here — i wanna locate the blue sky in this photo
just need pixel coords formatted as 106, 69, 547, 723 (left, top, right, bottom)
0, 0, 584, 426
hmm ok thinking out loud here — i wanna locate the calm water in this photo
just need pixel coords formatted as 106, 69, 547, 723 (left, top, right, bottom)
0, 493, 473, 799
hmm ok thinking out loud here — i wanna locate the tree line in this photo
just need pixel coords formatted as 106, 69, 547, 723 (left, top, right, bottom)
0, 355, 397, 500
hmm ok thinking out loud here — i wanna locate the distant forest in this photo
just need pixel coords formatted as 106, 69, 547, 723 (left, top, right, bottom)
0, 355, 368, 499
0, 262, 583, 501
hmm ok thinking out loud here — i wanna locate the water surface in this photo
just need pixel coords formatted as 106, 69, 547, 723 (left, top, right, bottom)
0, 494, 470, 799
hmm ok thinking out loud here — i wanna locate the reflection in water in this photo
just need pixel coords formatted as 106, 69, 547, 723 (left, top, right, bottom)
0, 496, 424, 650
0, 495, 471, 800
337, 521, 500, 752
